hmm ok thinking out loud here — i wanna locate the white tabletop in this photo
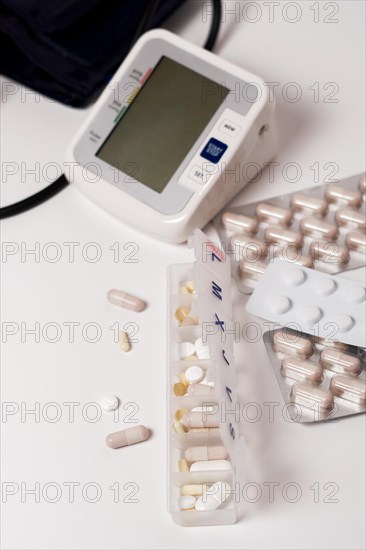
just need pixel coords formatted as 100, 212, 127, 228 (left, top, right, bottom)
1, 1, 365, 549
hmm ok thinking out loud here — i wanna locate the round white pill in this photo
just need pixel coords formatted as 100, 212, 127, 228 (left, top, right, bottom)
194, 337, 210, 360
100, 395, 119, 412
334, 314, 354, 333
185, 366, 205, 384
348, 286, 366, 304
270, 295, 291, 315
179, 495, 196, 510
285, 267, 306, 287
317, 278, 337, 296
179, 341, 195, 358
301, 305, 322, 325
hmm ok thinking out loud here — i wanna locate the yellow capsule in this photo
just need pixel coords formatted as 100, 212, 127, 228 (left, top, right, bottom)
185, 280, 195, 293
179, 286, 190, 295
118, 330, 130, 352
346, 231, 366, 252
330, 375, 366, 405
178, 459, 190, 472
181, 484, 211, 496
173, 382, 187, 397
180, 316, 198, 327
180, 373, 190, 388
325, 184, 362, 207
175, 307, 190, 322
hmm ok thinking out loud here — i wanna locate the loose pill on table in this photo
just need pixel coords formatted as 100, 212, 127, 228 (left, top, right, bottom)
290, 382, 334, 411
100, 395, 120, 412
301, 217, 338, 240
239, 259, 267, 279
181, 484, 211, 496
184, 365, 205, 384
194, 338, 210, 360
273, 329, 314, 358
195, 482, 232, 511
105, 425, 149, 449
330, 375, 366, 405
320, 349, 362, 376
346, 231, 366, 252
231, 234, 268, 260
325, 184, 362, 207
335, 208, 366, 230
178, 459, 190, 472
119, 330, 130, 352
222, 211, 259, 235
107, 289, 146, 312
359, 174, 366, 195
187, 384, 216, 396
255, 202, 292, 226
264, 226, 303, 248
178, 495, 196, 510
185, 445, 228, 462
190, 459, 232, 472
181, 411, 220, 429
291, 193, 328, 216
179, 342, 196, 358
175, 307, 190, 323
309, 240, 350, 264
281, 356, 323, 384
173, 382, 187, 397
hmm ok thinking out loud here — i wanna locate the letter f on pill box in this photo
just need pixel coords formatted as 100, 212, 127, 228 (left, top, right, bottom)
67, 29, 277, 243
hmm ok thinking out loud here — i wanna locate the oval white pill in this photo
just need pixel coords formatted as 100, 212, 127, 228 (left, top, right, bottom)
301, 305, 322, 325
348, 286, 366, 304
179, 342, 195, 358
270, 295, 291, 314
334, 314, 354, 333
100, 395, 119, 412
185, 366, 204, 384
195, 482, 232, 511
317, 278, 337, 296
178, 495, 196, 510
190, 459, 232, 472
284, 267, 306, 287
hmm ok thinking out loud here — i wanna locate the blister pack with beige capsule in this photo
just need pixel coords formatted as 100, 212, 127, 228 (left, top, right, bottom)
167, 230, 243, 526
262, 327, 366, 422
213, 173, 366, 294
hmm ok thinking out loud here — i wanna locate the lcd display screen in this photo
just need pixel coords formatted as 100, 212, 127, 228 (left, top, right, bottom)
96, 57, 229, 193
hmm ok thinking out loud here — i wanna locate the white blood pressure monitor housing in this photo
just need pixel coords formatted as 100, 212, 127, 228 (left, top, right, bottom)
68, 30, 277, 243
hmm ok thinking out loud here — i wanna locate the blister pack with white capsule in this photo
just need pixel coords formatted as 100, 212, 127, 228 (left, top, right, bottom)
213, 173, 366, 294
262, 327, 365, 422
167, 230, 242, 526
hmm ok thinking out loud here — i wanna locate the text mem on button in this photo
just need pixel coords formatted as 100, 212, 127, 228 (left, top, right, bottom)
200, 138, 228, 164
219, 119, 241, 137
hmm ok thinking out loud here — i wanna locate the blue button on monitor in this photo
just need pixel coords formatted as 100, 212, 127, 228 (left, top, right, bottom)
200, 137, 228, 164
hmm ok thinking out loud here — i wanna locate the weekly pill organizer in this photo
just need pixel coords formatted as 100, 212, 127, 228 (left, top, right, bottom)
167, 230, 242, 526
214, 173, 366, 294
67, 29, 277, 243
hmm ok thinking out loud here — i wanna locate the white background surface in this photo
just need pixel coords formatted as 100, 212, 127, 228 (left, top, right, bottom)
1, 1, 365, 549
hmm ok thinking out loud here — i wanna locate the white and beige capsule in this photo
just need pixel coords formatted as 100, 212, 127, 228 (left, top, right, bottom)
185, 445, 228, 462
105, 425, 149, 449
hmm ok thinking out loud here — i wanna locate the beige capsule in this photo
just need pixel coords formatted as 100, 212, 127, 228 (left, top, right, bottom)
107, 289, 146, 312
346, 231, 366, 252
281, 356, 323, 384
290, 382, 334, 411
239, 259, 267, 279
173, 420, 188, 434
325, 184, 362, 207
231, 234, 268, 260
309, 240, 349, 264
312, 336, 349, 350
301, 217, 338, 240
222, 211, 259, 235
181, 411, 220, 429
255, 202, 292, 226
185, 445, 228, 462
105, 425, 149, 449
358, 174, 366, 195
320, 348, 362, 376
181, 484, 211, 496
273, 329, 314, 358
291, 193, 328, 216
330, 375, 366, 405
180, 316, 198, 327
275, 249, 314, 268
335, 208, 366, 230
264, 226, 303, 248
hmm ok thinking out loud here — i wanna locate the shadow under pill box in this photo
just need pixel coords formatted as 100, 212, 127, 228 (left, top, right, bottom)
214, 173, 366, 294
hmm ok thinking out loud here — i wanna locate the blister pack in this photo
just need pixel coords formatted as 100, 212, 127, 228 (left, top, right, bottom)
167, 230, 241, 526
213, 173, 366, 294
262, 328, 366, 423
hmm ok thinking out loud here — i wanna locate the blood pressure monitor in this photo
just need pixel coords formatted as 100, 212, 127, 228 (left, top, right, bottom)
67, 29, 277, 243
